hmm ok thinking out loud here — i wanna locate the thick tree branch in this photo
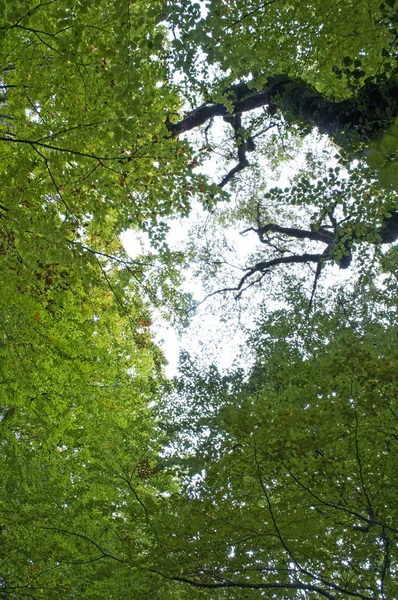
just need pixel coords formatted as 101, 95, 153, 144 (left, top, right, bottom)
167, 74, 398, 142
242, 223, 333, 245
195, 252, 327, 305
167, 74, 398, 191
240, 210, 398, 281
218, 113, 250, 188
380, 528, 391, 600
244, 252, 328, 279
217, 161, 247, 188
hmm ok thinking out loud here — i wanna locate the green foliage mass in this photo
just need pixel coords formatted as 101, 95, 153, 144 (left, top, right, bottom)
0, 0, 397, 598
167, 0, 393, 96
162, 278, 398, 598
365, 116, 398, 188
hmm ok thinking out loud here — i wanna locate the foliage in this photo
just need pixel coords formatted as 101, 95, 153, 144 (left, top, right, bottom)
0, 0, 216, 324
167, 0, 393, 96
365, 116, 398, 188
161, 277, 398, 598
0, 0, 397, 598
0, 246, 172, 596
180, 146, 396, 313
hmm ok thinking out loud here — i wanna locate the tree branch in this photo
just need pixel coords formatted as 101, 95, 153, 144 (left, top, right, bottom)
280, 462, 397, 535
242, 223, 333, 245
37, 527, 124, 563
167, 74, 398, 141
223, 0, 277, 30
242, 252, 328, 281
217, 113, 250, 187
166, 575, 339, 598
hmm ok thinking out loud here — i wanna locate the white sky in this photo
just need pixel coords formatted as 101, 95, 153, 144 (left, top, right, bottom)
121, 124, 353, 377
121, 208, 252, 376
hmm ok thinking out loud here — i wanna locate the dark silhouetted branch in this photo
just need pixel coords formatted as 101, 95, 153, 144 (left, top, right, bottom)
167, 75, 398, 141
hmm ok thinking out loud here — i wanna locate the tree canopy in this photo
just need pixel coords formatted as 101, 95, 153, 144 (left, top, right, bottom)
0, 0, 397, 598
161, 275, 398, 598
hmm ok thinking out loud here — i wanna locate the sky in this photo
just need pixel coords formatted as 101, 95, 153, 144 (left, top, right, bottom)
120, 122, 352, 377
121, 207, 255, 376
